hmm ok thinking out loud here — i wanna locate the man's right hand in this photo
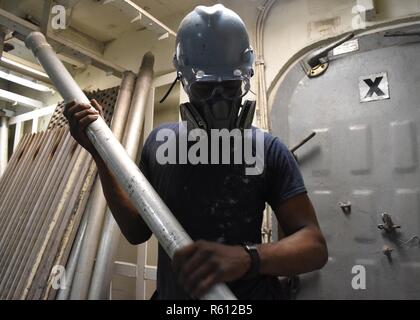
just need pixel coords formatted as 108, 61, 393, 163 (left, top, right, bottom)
63, 99, 103, 156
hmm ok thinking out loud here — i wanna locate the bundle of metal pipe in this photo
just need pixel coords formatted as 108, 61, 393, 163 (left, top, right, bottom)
0, 87, 119, 300
43, 87, 123, 300
88, 52, 155, 300
67, 70, 137, 300
0, 114, 8, 177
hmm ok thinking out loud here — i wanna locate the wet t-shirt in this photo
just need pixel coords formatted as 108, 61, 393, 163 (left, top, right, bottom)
139, 122, 306, 300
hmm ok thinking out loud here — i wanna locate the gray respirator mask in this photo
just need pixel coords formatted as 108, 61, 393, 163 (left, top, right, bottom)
180, 81, 255, 131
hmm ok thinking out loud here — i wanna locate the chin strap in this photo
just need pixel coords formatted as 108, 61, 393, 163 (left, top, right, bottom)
180, 100, 256, 131
180, 102, 208, 131
159, 74, 181, 103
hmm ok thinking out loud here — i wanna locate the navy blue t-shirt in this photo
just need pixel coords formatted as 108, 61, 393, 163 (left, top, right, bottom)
139, 122, 306, 300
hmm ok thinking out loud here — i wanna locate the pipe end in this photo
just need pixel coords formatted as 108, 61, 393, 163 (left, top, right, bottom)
140, 51, 155, 70
25, 31, 48, 51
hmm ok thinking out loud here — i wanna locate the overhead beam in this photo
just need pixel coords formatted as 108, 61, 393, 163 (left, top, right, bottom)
0, 69, 54, 92
103, 0, 177, 38
0, 52, 51, 84
54, 26, 105, 55
9, 104, 56, 125
0, 8, 124, 78
0, 109, 15, 117
40, 0, 54, 35
0, 88, 44, 109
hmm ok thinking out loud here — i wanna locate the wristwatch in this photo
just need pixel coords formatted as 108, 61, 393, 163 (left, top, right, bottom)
242, 243, 260, 279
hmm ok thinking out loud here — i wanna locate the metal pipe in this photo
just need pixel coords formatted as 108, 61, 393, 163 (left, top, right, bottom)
43, 158, 98, 300
27, 149, 94, 300
0, 130, 67, 296
49, 157, 97, 300
0, 133, 45, 244
0, 133, 31, 197
0, 130, 73, 298
0, 130, 59, 272
0, 115, 9, 177
56, 207, 88, 300
0, 134, 33, 226
0, 133, 49, 295
69, 71, 136, 300
0, 131, 60, 247
14, 138, 84, 299
290, 131, 317, 154
5, 129, 69, 299
25, 31, 236, 300
88, 53, 154, 300
88, 210, 120, 299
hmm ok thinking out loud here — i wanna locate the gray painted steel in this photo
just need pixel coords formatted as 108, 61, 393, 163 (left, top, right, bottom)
271, 24, 420, 299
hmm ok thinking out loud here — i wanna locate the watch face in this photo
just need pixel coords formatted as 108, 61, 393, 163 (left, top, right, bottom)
244, 242, 254, 250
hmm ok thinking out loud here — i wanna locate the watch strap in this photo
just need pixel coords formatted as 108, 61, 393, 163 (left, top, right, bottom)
242, 243, 260, 279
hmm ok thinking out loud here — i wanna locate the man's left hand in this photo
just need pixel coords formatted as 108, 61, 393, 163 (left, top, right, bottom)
172, 240, 251, 299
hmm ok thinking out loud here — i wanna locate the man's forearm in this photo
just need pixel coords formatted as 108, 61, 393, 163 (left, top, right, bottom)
257, 226, 328, 276
92, 152, 152, 244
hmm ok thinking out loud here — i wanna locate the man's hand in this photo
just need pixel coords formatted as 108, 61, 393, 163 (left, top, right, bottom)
172, 240, 251, 299
63, 99, 103, 156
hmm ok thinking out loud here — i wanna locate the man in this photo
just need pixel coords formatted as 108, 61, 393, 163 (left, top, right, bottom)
64, 4, 327, 300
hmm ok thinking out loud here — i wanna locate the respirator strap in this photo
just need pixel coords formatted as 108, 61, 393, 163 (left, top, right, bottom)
236, 100, 256, 130
180, 102, 208, 131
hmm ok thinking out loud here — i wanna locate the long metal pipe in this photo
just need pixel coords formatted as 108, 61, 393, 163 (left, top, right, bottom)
0, 115, 8, 177
27, 148, 94, 300
88, 209, 120, 299
56, 207, 88, 300
13, 131, 77, 299
0, 133, 45, 243
18, 140, 85, 299
0, 134, 35, 232
0, 130, 59, 274
0, 130, 73, 298
25, 31, 236, 300
0, 132, 49, 294
70, 71, 136, 299
88, 53, 154, 299
0, 133, 31, 198
45, 160, 98, 300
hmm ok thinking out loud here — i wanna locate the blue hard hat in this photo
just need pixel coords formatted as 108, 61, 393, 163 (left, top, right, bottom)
173, 4, 254, 96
